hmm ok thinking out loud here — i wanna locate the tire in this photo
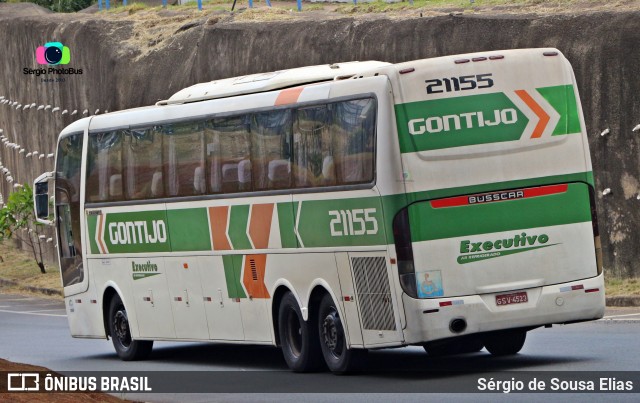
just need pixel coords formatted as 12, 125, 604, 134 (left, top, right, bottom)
278, 292, 323, 372
424, 338, 484, 357
318, 294, 366, 374
483, 329, 527, 356
108, 294, 153, 361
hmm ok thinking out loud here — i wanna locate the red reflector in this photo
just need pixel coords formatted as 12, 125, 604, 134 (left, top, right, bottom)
571, 285, 584, 291
489, 55, 504, 60
439, 301, 453, 307
585, 288, 600, 293
454, 59, 470, 64
183, 263, 189, 269
174, 297, 182, 301
143, 297, 151, 302
423, 309, 439, 314
543, 51, 558, 56
90, 299, 97, 304
472, 57, 487, 62
75, 299, 82, 303
390, 258, 397, 265
343, 296, 351, 302
203, 297, 212, 302
399, 67, 415, 74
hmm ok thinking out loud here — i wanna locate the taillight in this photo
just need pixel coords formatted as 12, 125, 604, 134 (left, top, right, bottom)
588, 186, 603, 275
393, 208, 417, 298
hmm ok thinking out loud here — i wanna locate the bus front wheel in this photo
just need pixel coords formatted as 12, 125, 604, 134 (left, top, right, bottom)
278, 292, 323, 372
318, 294, 366, 374
483, 329, 527, 356
108, 294, 153, 361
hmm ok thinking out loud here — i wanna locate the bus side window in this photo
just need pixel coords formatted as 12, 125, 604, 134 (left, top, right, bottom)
208, 116, 251, 194
251, 109, 292, 191
293, 105, 334, 188
124, 129, 163, 200
332, 99, 376, 185
86, 131, 123, 202
161, 121, 206, 197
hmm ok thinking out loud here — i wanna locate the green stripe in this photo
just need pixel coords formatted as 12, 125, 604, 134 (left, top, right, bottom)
87, 214, 99, 254
278, 202, 298, 248
222, 255, 246, 298
537, 85, 581, 135
133, 272, 161, 280
382, 171, 593, 243
395, 92, 528, 153
102, 210, 171, 253
166, 208, 211, 251
295, 198, 385, 247
228, 205, 252, 250
408, 183, 591, 242
87, 172, 594, 253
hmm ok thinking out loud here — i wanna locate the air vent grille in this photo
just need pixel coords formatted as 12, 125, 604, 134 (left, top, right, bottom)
351, 257, 396, 331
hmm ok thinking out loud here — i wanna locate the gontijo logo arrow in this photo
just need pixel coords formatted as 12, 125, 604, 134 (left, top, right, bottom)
515, 89, 550, 139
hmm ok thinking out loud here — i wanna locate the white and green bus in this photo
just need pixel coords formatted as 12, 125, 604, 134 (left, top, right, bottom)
35, 48, 604, 373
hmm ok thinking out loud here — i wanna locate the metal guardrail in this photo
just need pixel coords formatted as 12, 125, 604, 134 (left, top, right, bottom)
95, 0, 391, 12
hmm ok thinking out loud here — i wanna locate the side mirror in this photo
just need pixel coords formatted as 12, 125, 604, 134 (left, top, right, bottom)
34, 171, 54, 225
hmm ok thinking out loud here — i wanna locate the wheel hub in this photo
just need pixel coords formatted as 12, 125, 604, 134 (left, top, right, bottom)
322, 311, 343, 357
113, 309, 131, 348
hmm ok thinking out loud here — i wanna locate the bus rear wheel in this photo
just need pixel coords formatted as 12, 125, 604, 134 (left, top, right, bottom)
108, 294, 153, 361
483, 329, 527, 356
318, 294, 366, 374
278, 292, 323, 372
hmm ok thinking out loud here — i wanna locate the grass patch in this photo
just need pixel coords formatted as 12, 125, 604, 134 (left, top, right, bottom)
605, 276, 640, 297
0, 241, 61, 297
104, 2, 150, 14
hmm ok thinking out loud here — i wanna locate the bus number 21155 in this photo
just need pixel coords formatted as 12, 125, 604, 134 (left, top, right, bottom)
329, 208, 378, 237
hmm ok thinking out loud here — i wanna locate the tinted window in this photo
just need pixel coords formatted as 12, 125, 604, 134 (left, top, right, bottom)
85, 97, 375, 202
86, 131, 123, 202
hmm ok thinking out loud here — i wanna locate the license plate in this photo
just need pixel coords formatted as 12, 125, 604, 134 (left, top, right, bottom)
496, 291, 528, 306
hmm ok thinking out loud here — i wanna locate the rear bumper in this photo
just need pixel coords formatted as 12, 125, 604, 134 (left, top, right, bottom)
401, 274, 605, 344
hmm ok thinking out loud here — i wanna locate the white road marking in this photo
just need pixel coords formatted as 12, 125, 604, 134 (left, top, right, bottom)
23, 308, 66, 313
0, 297, 34, 301
604, 319, 640, 322
0, 309, 66, 317
602, 313, 640, 319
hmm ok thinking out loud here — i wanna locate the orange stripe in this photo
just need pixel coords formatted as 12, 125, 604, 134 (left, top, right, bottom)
248, 204, 274, 249
274, 87, 304, 106
209, 206, 231, 251
97, 214, 107, 254
243, 254, 270, 299
515, 89, 550, 139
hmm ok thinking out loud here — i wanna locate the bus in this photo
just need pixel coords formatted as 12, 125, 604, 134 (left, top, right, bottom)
34, 48, 605, 373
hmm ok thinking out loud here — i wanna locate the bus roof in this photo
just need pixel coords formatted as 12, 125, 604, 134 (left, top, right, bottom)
163, 61, 391, 105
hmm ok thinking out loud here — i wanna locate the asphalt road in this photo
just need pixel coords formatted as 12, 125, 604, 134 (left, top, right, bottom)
0, 292, 639, 402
